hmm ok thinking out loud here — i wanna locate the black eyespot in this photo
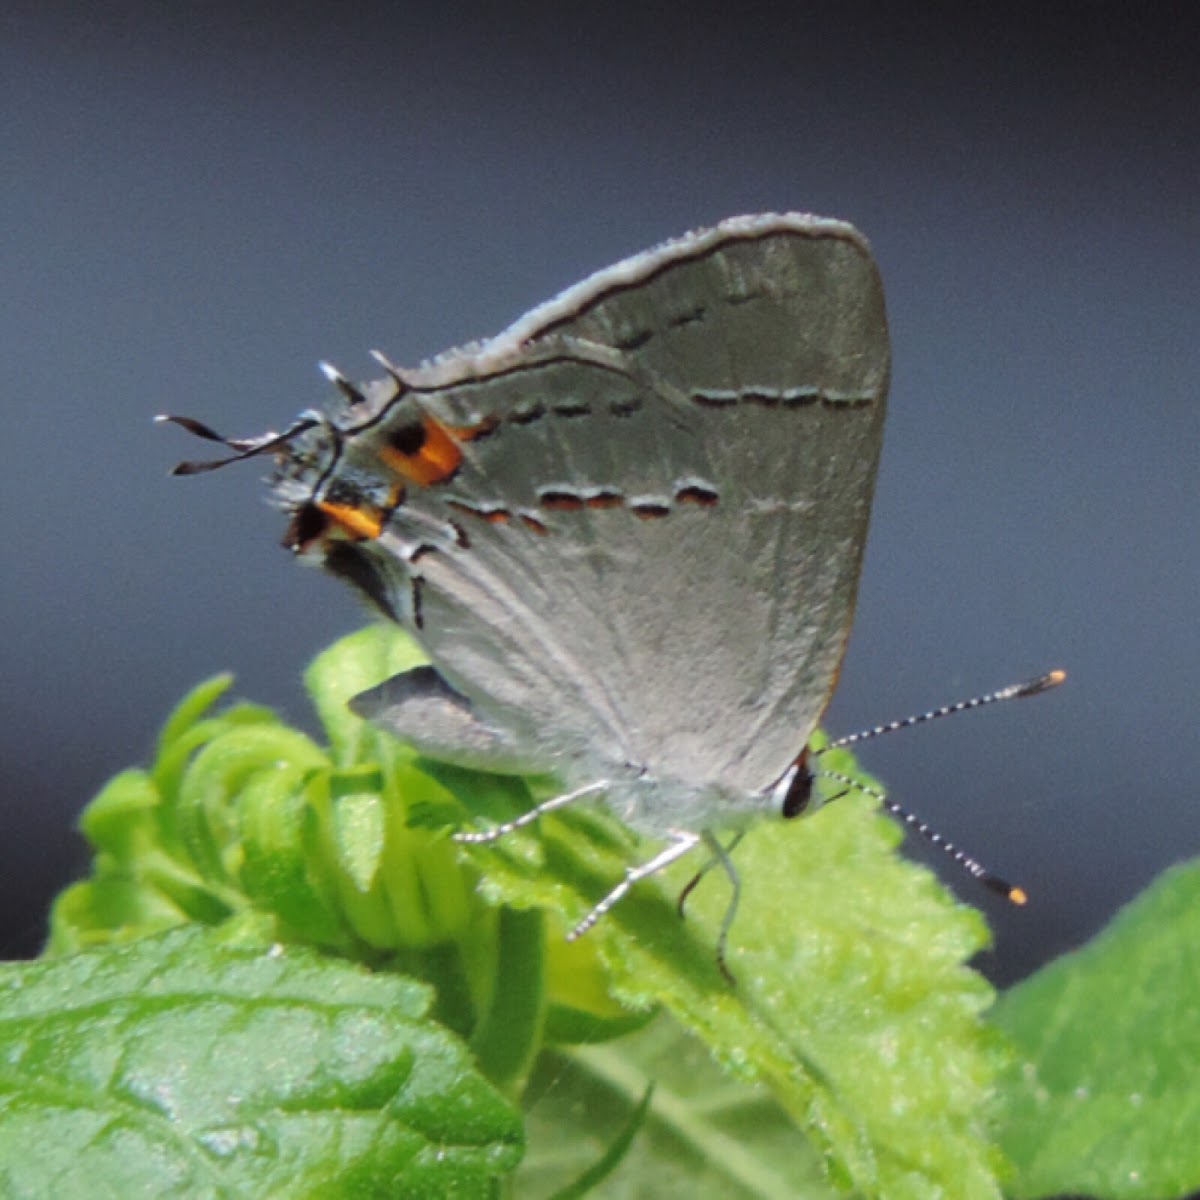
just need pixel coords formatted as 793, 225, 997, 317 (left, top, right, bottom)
387, 420, 427, 457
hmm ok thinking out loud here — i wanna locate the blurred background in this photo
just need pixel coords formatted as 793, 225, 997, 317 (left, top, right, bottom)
3, 1, 1196, 986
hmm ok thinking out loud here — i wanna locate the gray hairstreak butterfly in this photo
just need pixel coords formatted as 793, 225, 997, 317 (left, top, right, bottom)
162, 213, 1063, 978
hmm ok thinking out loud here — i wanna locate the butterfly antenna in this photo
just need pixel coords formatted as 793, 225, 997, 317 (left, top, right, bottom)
155, 413, 320, 475
829, 669, 1065, 751
815, 765, 1028, 904
817, 669, 1065, 905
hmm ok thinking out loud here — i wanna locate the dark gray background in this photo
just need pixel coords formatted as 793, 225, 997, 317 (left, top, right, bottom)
3, 2, 1196, 986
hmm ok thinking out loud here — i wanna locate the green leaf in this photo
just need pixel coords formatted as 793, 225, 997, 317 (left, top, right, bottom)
173, 724, 328, 885
468, 906, 546, 1092
76, 769, 162, 860
460, 773, 1002, 1198
155, 672, 235, 754
301, 629, 1004, 1196
306, 625, 429, 767
236, 765, 357, 949
48, 876, 191, 952
992, 859, 1200, 1199
519, 1013, 834, 1199
51, 626, 1009, 1197
54, 649, 488, 961
0, 927, 522, 1197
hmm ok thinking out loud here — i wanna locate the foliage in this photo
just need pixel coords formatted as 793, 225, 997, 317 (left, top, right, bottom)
6, 626, 1196, 1197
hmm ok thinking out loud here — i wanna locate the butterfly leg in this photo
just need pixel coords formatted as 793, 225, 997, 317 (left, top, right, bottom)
453, 780, 608, 844
568, 830, 702, 942
676, 831, 745, 918
701, 830, 742, 984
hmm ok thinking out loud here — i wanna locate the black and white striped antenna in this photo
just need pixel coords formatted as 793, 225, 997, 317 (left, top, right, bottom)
814, 669, 1066, 905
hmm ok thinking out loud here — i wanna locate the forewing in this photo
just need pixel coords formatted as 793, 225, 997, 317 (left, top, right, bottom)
292, 215, 889, 794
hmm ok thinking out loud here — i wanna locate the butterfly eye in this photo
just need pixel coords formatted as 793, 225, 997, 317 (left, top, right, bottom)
283, 502, 329, 553
779, 762, 814, 819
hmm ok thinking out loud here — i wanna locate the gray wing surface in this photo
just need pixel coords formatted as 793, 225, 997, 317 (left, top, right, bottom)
356, 214, 889, 794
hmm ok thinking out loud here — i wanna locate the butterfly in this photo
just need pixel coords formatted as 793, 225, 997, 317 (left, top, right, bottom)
164, 213, 1059, 977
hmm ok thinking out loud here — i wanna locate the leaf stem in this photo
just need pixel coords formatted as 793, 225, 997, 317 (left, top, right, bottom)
561, 1041, 805, 1197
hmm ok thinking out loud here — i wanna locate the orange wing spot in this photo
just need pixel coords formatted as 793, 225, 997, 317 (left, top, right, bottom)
484, 508, 512, 525
520, 514, 549, 534
380, 416, 464, 486
1008, 886, 1029, 906
317, 500, 384, 541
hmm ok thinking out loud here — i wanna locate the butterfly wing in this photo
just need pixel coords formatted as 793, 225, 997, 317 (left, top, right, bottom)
290, 214, 889, 799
